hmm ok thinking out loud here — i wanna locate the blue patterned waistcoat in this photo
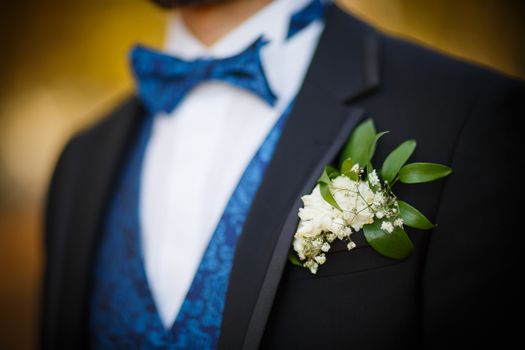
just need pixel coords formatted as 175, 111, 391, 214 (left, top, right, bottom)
89, 102, 293, 349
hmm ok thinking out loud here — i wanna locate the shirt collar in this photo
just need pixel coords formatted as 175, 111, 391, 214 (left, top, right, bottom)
164, 0, 313, 58
163, 0, 321, 103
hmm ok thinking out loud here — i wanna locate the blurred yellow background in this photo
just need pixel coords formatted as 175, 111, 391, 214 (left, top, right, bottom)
0, 0, 524, 349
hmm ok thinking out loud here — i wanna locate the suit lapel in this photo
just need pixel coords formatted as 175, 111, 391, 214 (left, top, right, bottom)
57, 97, 145, 347
218, 5, 381, 349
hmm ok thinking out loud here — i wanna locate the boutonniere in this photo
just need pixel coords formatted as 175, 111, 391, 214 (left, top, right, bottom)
289, 119, 452, 274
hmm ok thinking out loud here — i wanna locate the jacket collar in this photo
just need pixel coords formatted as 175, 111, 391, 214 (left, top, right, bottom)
52, 97, 146, 348
218, 4, 381, 349
308, 3, 380, 102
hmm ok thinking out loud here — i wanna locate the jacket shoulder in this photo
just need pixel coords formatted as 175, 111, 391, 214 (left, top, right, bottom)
45, 96, 142, 243
378, 28, 523, 92
65, 96, 142, 157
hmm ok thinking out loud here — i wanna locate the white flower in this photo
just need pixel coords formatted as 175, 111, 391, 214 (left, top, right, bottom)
373, 192, 386, 207
296, 220, 314, 236
330, 216, 345, 232
330, 175, 376, 232
368, 170, 380, 187
312, 238, 323, 249
296, 185, 337, 238
314, 254, 326, 265
305, 260, 319, 274
381, 221, 394, 234
342, 226, 352, 239
325, 233, 336, 242
331, 175, 355, 192
351, 163, 360, 174
292, 169, 404, 274
321, 242, 331, 252
330, 217, 352, 239
293, 237, 306, 260
351, 182, 376, 231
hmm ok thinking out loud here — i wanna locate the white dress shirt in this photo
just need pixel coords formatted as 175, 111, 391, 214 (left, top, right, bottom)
140, 0, 324, 328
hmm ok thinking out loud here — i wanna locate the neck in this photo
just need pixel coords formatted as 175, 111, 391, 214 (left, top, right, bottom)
180, 0, 273, 46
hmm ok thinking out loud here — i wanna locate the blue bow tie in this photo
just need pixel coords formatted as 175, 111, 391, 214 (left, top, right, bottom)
287, 0, 325, 38
130, 37, 276, 115
130, 0, 325, 115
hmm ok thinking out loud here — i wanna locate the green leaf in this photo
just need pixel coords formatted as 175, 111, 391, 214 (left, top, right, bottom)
318, 167, 342, 211
369, 131, 389, 162
319, 182, 342, 211
366, 161, 373, 175
339, 119, 376, 168
399, 162, 452, 184
325, 165, 340, 180
288, 250, 303, 267
366, 131, 389, 174
381, 140, 417, 184
318, 167, 332, 185
341, 157, 354, 174
341, 158, 359, 180
398, 200, 434, 230
363, 219, 414, 259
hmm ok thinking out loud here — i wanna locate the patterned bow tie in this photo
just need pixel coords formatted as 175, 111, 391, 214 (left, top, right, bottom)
130, 37, 276, 115
287, 0, 325, 38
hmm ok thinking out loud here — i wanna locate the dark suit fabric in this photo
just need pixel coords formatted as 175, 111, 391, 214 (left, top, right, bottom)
42, 5, 524, 350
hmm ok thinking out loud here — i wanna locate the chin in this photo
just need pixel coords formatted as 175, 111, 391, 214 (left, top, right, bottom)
150, 0, 228, 9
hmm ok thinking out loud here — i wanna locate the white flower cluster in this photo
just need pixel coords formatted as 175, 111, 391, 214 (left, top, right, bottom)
293, 167, 403, 274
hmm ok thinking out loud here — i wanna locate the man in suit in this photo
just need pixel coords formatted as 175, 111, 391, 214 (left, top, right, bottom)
42, 0, 524, 349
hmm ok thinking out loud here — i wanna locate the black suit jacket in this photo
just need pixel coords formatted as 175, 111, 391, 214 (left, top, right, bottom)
42, 5, 524, 349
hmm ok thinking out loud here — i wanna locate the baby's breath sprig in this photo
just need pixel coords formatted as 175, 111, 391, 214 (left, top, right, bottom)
290, 119, 452, 273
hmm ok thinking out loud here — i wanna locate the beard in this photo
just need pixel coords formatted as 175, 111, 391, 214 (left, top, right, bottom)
150, 0, 228, 8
